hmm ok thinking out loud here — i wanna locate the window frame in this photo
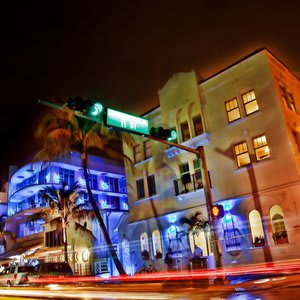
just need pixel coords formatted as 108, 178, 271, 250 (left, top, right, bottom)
242, 90, 259, 116
133, 144, 143, 163
288, 92, 297, 113
180, 121, 190, 142
225, 98, 241, 123
291, 129, 300, 153
193, 115, 204, 136
147, 174, 156, 196
179, 162, 191, 183
252, 134, 270, 162
143, 140, 152, 159
152, 230, 162, 257
136, 178, 145, 199
140, 232, 149, 252
234, 141, 251, 168
280, 85, 297, 113
249, 210, 265, 247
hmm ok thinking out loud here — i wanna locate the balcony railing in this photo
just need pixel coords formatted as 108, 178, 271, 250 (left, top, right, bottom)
173, 171, 203, 196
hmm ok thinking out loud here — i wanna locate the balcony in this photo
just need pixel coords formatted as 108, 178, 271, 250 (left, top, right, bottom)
173, 171, 203, 196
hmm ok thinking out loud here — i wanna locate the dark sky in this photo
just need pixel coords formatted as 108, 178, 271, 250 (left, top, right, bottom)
1, 0, 300, 182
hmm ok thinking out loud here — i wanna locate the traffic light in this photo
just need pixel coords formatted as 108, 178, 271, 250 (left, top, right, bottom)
150, 127, 177, 141
212, 204, 225, 219
66, 97, 104, 120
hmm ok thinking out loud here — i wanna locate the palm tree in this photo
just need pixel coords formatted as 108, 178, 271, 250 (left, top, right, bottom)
180, 211, 210, 256
28, 181, 95, 264
33, 104, 132, 275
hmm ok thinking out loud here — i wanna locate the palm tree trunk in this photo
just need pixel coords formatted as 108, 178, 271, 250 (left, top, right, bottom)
63, 225, 68, 264
81, 154, 126, 276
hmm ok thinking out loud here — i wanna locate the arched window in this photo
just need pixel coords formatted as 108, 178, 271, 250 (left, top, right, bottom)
152, 230, 162, 257
270, 205, 288, 244
189, 229, 212, 256
140, 232, 149, 252
122, 239, 132, 275
249, 210, 265, 247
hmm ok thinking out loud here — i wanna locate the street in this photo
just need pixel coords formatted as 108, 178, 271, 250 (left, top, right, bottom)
0, 274, 300, 300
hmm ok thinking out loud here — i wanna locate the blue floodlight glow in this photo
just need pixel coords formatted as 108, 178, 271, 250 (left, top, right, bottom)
169, 225, 176, 233
224, 203, 231, 211
168, 216, 177, 223
224, 214, 233, 223
45, 173, 50, 183
54, 174, 60, 183
79, 178, 86, 186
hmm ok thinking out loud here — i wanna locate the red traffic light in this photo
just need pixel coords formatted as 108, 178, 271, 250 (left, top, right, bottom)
212, 204, 225, 218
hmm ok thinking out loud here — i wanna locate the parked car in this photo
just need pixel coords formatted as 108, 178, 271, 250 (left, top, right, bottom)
28, 262, 73, 285
0, 265, 34, 286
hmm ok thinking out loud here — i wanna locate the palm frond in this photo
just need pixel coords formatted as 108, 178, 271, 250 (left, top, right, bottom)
180, 216, 193, 226
71, 208, 95, 222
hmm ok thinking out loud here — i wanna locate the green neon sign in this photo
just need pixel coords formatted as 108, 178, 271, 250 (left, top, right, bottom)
105, 108, 149, 135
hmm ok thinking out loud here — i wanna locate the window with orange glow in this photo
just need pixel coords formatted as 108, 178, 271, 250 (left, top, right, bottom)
242, 90, 259, 115
133, 144, 142, 163
280, 85, 297, 113
152, 230, 162, 257
252, 135, 270, 161
234, 141, 251, 167
270, 205, 288, 245
143, 140, 152, 159
193, 115, 204, 136
180, 121, 190, 141
225, 98, 241, 122
249, 210, 265, 247
291, 130, 300, 153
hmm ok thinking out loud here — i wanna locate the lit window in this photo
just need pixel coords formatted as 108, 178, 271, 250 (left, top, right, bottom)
140, 232, 149, 252
144, 140, 152, 159
133, 144, 142, 163
147, 174, 156, 196
225, 98, 241, 122
152, 230, 162, 258
180, 121, 190, 142
193, 115, 204, 136
252, 135, 270, 161
136, 179, 145, 199
234, 141, 251, 167
88, 174, 98, 189
59, 168, 75, 186
189, 230, 211, 256
242, 90, 259, 115
249, 210, 265, 247
270, 205, 288, 245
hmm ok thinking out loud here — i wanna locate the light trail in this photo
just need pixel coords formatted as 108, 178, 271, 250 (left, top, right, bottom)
0, 287, 171, 300
26, 259, 300, 285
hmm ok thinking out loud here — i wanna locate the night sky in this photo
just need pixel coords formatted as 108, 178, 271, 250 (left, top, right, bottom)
1, 0, 300, 182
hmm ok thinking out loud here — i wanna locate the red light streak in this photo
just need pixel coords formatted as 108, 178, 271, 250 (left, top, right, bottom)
27, 259, 300, 285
